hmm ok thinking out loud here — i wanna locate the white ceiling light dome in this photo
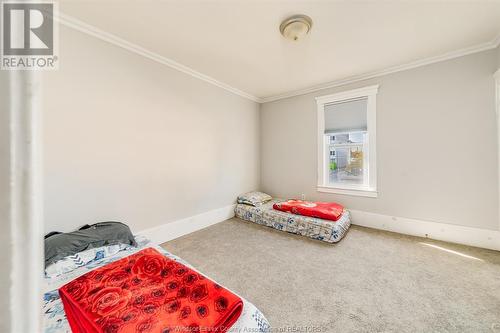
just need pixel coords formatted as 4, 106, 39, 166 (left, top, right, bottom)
279, 14, 313, 41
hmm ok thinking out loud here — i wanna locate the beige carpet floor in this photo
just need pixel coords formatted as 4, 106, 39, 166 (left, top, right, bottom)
161, 218, 500, 333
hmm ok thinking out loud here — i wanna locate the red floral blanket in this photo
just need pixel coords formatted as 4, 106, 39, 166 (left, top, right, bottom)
273, 200, 345, 221
59, 248, 243, 333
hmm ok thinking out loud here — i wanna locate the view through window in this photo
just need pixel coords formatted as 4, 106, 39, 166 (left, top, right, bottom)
316, 85, 378, 197
324, 97, 368, 187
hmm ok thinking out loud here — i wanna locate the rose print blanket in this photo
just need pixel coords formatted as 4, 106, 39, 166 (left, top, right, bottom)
273, 200, 345, 222
59, 248, 243, 333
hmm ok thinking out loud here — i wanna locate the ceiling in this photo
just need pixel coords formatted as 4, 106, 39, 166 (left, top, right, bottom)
61, 0, 500, 101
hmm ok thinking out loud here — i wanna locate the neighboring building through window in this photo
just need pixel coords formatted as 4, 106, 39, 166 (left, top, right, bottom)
316, 85, 378, 197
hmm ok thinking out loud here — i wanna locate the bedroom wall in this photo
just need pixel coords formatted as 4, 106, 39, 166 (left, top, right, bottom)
42, 26, 260, 233
260, 49, 499, 231
497, 45, 500, 67
0, 71, 11, 333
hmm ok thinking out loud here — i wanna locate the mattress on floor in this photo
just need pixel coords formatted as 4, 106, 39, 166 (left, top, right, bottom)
42, 237, 270, 333
235, 199, 351, 243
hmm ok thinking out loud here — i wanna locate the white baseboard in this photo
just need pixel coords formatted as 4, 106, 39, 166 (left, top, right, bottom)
136, 204, 499, 251
350, 209, 500, 251
137, 204, 236, 245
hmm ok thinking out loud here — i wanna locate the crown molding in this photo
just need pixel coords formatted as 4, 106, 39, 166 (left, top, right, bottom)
54, 12, 498, 105
261, 35, 500, 103
55, 13, 263, 103
493, 35, 500, 48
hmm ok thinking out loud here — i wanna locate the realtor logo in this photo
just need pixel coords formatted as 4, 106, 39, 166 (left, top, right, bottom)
1, 1, 58, 70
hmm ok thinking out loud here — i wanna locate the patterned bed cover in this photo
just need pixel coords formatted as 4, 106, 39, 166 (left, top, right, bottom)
235, 199, 351, 243
43, 239, 270, 333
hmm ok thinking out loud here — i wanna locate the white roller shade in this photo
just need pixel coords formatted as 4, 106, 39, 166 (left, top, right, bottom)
324, 97, 367, 134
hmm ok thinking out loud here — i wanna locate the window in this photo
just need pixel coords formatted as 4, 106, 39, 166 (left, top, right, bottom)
316, 85, 378, 197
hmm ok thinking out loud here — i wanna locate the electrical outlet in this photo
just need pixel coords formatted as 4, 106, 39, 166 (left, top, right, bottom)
301, 193, 306, 200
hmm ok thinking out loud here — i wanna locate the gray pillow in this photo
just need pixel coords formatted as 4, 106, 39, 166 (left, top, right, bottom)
44, 221, 137, 267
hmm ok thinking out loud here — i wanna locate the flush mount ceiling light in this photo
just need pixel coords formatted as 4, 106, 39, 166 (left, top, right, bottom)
279, 14, 313, 41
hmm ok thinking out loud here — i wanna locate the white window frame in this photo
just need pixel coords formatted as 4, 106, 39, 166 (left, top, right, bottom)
316, 85, 379, 198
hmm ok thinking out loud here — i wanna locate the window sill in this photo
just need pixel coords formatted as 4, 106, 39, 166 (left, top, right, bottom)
317, 185, 378, 198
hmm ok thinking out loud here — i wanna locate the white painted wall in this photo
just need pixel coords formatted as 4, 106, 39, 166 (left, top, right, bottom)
0, 70, 11, 333
42, 26, 260, 233
260, 49, 499, 231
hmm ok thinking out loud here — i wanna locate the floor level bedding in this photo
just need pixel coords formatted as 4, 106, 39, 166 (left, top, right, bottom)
235, 199, 351, 243
42, 238, 270, 333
